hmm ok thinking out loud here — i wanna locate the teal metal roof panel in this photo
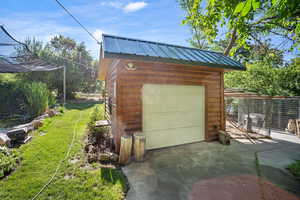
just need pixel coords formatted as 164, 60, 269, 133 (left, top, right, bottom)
102, 34, 245, 70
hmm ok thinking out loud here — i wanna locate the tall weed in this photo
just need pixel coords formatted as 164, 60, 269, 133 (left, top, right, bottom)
22, 82, 50, 117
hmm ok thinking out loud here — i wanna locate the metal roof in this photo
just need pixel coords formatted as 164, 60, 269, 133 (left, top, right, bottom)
102, 34, 245, 70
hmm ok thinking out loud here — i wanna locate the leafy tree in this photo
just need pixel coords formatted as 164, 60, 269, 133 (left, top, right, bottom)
225, 58, 300, 96
233, 42, 284, 66
17, 36, 99, 99
188, 32, 285, 66
187, 29, 211, 50
179, 0, 300, 56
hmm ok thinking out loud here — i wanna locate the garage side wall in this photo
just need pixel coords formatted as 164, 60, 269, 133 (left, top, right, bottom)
104, 60, 119, 147
114, 59, 224, 151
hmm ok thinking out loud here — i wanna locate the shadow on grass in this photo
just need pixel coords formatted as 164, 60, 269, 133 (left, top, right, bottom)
100, 168, 128, 191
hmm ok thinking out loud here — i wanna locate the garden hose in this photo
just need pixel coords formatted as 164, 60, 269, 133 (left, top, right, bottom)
31, 110, 84, 200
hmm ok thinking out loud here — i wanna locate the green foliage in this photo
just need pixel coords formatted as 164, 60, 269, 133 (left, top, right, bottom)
179, 0, 300, 56
0, 147, 21, 178
0, 80, 27, 119
287, 160, 300, 178
0, 74, 17, 82
0, 79, 57, 120
17, 36, 99, 99
88, 105, 107, 137
22, 82, 50, 117
0, 103, 126, 200
225, 60, 300, 96
48, 91, 57, 108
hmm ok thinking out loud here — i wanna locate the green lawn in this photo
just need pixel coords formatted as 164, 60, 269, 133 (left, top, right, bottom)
0, 102, 126, 200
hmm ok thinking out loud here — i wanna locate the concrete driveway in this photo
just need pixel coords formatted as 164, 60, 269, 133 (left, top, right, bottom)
123, 137, 300, 200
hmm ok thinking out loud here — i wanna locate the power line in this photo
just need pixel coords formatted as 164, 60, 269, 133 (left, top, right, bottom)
53, 0, 101, 45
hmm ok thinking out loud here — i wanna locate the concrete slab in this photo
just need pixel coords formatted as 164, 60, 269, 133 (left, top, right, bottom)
123, 140, 300, 200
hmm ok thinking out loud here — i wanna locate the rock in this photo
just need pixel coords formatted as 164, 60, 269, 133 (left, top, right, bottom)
35, 114, 49, 121
88, 145, 97, 154
46, 109, 56, 117
0, 134, 11, 147
109, 152, 119, 162
87, 153, 98, 163
98, 152, 119, 163
13, 123, 33, 133
218, 130, 231, 145
32, 120, 43, 129
6, 128, 27, 141
99, 153, 110, 162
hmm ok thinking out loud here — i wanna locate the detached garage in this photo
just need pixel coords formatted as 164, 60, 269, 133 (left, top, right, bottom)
98, 34, 245, 152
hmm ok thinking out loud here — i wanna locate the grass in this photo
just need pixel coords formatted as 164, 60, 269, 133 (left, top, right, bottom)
0, 73, 17, 82
287, 160, 300, 178
0, 102, 127, 200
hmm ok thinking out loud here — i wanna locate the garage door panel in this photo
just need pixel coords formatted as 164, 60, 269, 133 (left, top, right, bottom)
144, 96, 202, 113
145, 126, 204, 150
143, 111, 203, 131
143, 84, 205, 150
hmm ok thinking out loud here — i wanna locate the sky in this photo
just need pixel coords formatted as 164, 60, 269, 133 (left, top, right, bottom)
1, 0, 298, 61
1, 0, 191, 58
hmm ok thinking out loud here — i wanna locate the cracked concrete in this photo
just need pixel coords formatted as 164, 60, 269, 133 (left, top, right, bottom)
123, 137, 300, 200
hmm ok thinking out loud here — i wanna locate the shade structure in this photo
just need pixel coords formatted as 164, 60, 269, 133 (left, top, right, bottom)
0, 25, 63, 73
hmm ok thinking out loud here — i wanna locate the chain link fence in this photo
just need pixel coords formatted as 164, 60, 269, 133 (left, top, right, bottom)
226, 97, 300, 136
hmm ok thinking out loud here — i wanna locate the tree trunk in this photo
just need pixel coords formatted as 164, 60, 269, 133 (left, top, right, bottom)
223, 28, 237, 56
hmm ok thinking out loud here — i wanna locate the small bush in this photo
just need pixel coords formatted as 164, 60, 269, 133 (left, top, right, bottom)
287, 160, 300, 178
87, 105, 107, 141
0, 81, 26, 118
88, 105, 104, 131
0, 147, 21, 178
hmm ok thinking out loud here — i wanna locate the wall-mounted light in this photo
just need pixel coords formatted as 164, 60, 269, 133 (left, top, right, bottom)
125, 62, 137, 71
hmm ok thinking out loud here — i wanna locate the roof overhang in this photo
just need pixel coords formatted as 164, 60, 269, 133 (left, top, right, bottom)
104, 51, 245, 71
98, 34, 246, 80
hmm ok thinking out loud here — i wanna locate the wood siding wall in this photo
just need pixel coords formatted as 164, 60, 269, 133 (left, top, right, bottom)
105, 60, 119, 145
106, 59, 224, 151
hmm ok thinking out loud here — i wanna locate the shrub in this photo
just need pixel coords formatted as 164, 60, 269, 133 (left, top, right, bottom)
87, 105, 107, 140
88, 105, 104, 131
287, 160, 300, 178
0, 81, 26, 118
0, 147, 21, 178
22, 82, 52, 117
0, 80, 57, 120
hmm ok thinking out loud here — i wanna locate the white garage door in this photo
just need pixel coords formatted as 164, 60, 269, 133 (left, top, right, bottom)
142, 84, 205, 150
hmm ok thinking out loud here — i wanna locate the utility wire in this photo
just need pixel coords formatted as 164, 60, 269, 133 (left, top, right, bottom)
53, 0, 101, 45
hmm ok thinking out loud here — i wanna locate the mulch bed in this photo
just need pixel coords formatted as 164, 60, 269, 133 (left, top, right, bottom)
84, 129, 119, 164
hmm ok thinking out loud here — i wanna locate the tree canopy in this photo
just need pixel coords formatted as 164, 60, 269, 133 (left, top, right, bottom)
179, 0, 300, 56
225, 58, 300, 96
17, 36, 100, 99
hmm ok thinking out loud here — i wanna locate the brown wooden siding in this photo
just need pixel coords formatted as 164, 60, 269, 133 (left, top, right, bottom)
110, 59, 224, 151
105, 60, 119, 147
